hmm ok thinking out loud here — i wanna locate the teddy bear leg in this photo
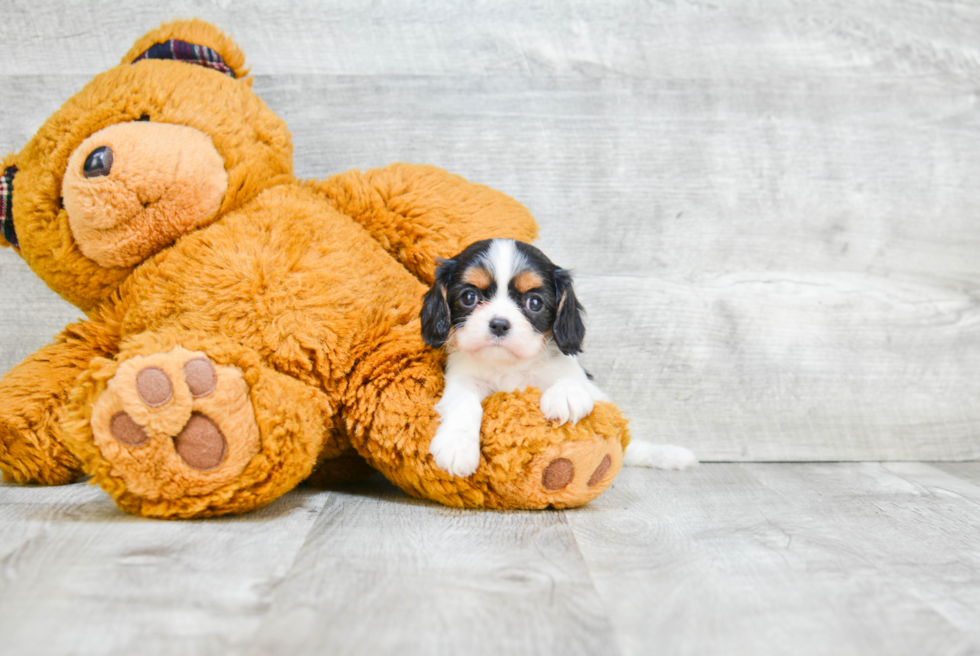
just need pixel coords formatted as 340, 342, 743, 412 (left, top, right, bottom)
61, 331, 339, 518
308, 164, 539, 285
343, 323, 631, 509
0, 322, 117, 485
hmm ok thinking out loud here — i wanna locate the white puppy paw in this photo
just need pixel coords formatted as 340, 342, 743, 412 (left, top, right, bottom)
540, 380, 596, 425
624, 442, 699, 470
429, 420, 482, 477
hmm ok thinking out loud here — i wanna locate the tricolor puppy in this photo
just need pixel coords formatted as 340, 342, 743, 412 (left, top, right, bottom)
421, 238, 699, 477
420, 238, 609, 477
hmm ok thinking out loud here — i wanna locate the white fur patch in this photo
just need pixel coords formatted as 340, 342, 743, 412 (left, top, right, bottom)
430, 382, 484, 477
539, 377, 607, 424
624, 442, 699, 470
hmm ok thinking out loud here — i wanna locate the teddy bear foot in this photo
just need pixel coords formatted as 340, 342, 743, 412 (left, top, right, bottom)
475, 396, 629, 510
62, 334, 335, 518
525, 432, 624, 507
89, 346, 260, 495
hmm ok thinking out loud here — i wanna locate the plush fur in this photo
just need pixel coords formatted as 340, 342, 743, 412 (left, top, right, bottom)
0, 20, 630, 518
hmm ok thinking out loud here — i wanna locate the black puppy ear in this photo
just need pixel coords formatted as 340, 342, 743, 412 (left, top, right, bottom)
420, 258, 457, 348
553, 269, 585, 355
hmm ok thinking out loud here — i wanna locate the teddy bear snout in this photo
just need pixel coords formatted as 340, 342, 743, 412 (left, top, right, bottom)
62, 122, 229, 269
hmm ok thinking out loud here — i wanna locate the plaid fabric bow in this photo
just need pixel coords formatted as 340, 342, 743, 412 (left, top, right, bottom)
0, 166, 16, 249
132, 39, 235, 78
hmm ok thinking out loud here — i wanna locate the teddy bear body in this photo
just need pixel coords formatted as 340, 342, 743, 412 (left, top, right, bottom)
0, 20, 629, 518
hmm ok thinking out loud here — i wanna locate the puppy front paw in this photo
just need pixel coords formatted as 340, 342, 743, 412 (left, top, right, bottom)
429, 421, 482, 477
540, 380, 596, 425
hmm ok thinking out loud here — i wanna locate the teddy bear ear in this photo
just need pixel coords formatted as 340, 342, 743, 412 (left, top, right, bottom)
120, 19, 250, 81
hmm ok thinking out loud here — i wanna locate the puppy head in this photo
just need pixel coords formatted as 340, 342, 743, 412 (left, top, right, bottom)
420, 239, 585, 361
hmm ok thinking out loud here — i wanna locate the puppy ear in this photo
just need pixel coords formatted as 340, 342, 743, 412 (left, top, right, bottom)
420, 258, 457, 348
553, 269, 585, 356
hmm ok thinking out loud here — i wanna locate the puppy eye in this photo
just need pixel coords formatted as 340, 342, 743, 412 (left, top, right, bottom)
460, 290, 479, 307
525, 295, 544, 312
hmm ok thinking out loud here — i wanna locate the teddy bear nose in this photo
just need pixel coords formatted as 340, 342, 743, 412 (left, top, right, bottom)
83, 146, 113, 179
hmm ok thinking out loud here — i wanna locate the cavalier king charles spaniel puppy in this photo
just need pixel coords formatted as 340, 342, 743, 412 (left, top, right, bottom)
421, 238, 697, 477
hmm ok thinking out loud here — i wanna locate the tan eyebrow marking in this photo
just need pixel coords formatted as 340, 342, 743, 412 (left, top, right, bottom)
462, 266, 492, 290
514, 270, 544, 294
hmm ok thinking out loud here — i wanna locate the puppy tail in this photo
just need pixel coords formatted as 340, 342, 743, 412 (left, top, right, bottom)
624, 441, 699, 470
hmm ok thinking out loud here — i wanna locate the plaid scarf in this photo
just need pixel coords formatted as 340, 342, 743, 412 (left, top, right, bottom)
0, 166, 16, 249
132, 39, 235, 78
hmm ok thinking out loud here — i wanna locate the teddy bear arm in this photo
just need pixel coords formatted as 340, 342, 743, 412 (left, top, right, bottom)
0, 321, 118, 485
341, 323, 630, 509
306, 163, 539, 285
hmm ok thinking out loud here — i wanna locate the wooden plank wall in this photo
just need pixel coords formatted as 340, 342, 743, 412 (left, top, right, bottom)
1, 1, 978, 461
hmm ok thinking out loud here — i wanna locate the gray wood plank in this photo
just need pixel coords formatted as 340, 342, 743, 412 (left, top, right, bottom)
931, 462, 980, 488
2, 463, 980, 655
3, 0, 980, 80
576, 274, 980, 461
751, 463, 980, 647
0, 481, 327, 656
256, 74, 980, 285
0, 252, 83, 376
566, 463, 980, 656
247, 476, 617, 656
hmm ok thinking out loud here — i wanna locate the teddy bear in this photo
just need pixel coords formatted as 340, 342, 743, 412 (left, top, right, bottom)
0, 19, 630, 518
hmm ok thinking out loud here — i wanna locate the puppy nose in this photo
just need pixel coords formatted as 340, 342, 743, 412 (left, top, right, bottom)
488, 318, 511, 337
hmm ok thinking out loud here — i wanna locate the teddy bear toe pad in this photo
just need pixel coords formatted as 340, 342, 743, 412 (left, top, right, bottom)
91, 346, 259, 498
172, 413, 227, 470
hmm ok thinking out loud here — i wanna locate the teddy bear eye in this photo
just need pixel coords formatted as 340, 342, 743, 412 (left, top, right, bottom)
83, 146, 113, 179
460, 290, 479, 308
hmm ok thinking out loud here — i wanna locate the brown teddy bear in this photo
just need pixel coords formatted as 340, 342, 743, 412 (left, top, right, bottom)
0, 20, 630, 518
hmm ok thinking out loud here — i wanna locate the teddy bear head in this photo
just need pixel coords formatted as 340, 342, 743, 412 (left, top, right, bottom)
0, 20, 294, 312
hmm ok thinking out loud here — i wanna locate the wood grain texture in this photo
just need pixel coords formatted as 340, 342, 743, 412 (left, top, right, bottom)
567, 463, 980, 656
2, 464, 979, 655
0, 482, 328, 656
932, 461, 980, 486
2, 1, 980, 461
577, 274, 980, 461
0, 255, 84, 376
3, 0, 980, 80
247, 478, 616, 656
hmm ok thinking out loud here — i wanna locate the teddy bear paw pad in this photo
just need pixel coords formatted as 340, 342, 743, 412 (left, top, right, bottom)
90, 346, 260, 499
529, 434, 623, 508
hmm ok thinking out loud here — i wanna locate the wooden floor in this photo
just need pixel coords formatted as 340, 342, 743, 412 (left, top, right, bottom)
0, 462, 977, 656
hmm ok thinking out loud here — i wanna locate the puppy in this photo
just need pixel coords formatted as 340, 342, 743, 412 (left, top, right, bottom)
420, 238, 697, 477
